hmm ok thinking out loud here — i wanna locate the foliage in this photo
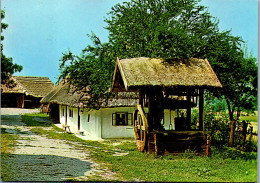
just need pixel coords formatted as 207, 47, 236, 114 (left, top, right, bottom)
1, 10, 23, 86
58, 33, 116, 109
105, 0, 219, 59
211, 146, 257, 161
204, 95, 227, 113
21, 113, 52, 127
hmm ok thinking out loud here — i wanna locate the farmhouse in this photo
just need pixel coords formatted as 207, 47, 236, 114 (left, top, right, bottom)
41, 79, 184, 140
40, 80, 139, 139
112, 57, 222, 155
1, 76, 54, 108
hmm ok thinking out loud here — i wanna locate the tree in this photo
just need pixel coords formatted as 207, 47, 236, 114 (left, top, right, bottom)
1, 10, 23, 86
105, 0, 219, 59
59, 33, 115, 109
60, 0, 221, 107
59, 0, 257, 147
204, 32, 257, 146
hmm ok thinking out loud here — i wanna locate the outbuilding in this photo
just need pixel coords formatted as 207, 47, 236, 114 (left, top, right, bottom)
1, 76, 54, 108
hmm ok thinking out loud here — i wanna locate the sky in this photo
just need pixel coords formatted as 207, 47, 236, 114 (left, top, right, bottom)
1, 0, 258, 84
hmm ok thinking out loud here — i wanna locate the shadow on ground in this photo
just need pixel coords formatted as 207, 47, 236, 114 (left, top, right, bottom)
2, 154, 92, 181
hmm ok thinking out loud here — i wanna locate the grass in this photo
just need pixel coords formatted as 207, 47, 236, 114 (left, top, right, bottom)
1, 128, 18, 181
5, 112, 257, 182
31, 125, 257, 182
240, 115, 258, 123
88, 141, 257, 182
21, 113, 52, 126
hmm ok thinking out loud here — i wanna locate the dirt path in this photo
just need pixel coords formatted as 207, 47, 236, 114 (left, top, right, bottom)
1, 108, 116, 181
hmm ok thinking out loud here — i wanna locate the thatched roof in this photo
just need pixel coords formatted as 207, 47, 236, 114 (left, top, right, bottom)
112, 57, 222, 92
41, 80, 138, 108
1, 76, 54, 97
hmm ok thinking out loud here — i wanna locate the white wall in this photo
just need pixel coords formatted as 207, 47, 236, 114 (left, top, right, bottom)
101, 107, 136, 139
59, 105, 66, 125
80, 109, 101, 139
58, 105, 176, 139
66, 107, 79, 132
59, 105, 79, 133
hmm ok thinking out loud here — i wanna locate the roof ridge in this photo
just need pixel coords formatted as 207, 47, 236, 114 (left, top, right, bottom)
12, 76, 29, 95
47, 83, 68, 102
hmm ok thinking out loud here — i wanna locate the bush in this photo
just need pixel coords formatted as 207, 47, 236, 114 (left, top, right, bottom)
212, 146, 257, 160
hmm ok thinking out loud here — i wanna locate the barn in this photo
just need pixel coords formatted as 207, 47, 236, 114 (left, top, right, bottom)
1, 76, 54, 108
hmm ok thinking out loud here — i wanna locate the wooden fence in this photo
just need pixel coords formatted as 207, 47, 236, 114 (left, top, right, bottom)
206, 120, 257, 149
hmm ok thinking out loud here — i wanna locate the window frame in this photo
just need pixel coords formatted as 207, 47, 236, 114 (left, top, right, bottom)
112, 112, 132, 126
69, 109, 73, 118
87, 114, 90, 122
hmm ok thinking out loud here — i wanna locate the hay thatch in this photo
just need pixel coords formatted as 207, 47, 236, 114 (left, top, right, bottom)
112, 57, 222, 92
1, 76, 54, 97
41, 80, 138, 108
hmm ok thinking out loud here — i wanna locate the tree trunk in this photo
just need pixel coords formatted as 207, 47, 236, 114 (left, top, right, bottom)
229, 120, 235, 147
226, 99, 236, 147
236, 107, 241, 121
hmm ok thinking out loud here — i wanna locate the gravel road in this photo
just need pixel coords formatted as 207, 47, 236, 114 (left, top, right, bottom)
1, 108, 116, 181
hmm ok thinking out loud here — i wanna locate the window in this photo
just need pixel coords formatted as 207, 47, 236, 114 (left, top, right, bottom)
112, 112, 132, 126
62, 109, 65, 117
69, 109, 73, 118
87, 114, 90, 122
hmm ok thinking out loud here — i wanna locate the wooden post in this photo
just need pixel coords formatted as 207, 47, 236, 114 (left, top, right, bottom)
229, 120, 235, 147
78, 107, 81, 130
65, 106, 68, 125
187, 90, 191, 130
139, 89, 144, 107
199, 89, 204, 131
17, 95, 24, 108
148, 88, 154, 132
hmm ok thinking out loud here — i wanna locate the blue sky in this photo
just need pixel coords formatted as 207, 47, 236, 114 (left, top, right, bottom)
1, 0, 258, 84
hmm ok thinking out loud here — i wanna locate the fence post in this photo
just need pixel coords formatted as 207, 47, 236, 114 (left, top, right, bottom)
242, 120, 248, 147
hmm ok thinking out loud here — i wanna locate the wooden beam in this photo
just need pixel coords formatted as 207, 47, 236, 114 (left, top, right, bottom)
199, 89, 204, 131
187, 90, 191, 130
139, 89, 144, 107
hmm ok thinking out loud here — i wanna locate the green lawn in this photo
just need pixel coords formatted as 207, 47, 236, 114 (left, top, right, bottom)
29, 125, 258, 182
240, 115, 258, 123
87, 140, 257, 182
7, 113, 257, 182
